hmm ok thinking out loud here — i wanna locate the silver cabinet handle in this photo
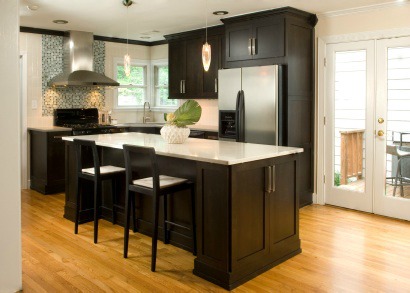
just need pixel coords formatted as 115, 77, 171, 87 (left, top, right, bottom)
215, 78, 218, 93
252, 38, 256, 56
271, 165, 275, 193
248, 38, 252, 56
265, 166, 272, 193
265, 165, 276, 193
183, 80, 186, 94
180, 80, 183, 94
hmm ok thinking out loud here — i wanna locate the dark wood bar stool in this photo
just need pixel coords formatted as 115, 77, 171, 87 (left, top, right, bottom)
122, 144, 197, 272
73, 139, 125, 244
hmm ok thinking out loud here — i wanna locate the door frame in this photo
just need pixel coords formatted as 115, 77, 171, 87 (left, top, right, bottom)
316, 27, 410, 205
20, 52, 28, 189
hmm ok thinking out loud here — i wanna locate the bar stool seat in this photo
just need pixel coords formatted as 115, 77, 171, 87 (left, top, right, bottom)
133, 175, 187, 189
74, 139, 125, 244
123, 144, 197, 272
82, 165, 125, 175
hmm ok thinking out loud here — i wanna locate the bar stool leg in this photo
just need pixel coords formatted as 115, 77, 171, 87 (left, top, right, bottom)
163, 194, 169, 244
74, 177, 81, 234
131, 193, 137, 233
151, 194, 160, 272
190, 185, 197, 256
124, 190, 132, 258
94, 180, 100, 244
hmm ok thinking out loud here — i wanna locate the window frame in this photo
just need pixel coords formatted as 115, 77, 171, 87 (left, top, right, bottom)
150, 59, 178, 111
113, 57, 151, 110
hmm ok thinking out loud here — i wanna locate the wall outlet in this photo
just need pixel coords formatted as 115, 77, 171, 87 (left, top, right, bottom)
31, 100, 38, 109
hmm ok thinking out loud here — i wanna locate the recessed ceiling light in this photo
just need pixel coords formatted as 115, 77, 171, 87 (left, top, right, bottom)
53, 20, 68, 24
213, 11, 228, 16
27, 5, 39, 11
140, 36, 151, 39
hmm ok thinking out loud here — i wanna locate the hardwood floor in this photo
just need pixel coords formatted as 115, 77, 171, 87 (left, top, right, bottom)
22, 189, 410, 292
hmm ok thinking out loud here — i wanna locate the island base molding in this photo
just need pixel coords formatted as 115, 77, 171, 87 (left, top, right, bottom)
194, 248, 302, 290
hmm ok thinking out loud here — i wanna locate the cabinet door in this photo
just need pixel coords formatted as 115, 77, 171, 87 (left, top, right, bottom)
253, 18, 285, 59
231, 161, 271, 277
185, 37, 203, 97
168, 40, 186, 99
201, 35, 222, 98
270, 156, 300, 258
225, 23, 253, 62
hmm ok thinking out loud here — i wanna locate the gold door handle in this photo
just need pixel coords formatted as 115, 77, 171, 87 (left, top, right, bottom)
378, 118, 384, 124
378, 130, 384, 137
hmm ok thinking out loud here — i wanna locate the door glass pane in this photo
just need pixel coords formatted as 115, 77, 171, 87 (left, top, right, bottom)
333, 50, 366, 192
385, 46, 410, 198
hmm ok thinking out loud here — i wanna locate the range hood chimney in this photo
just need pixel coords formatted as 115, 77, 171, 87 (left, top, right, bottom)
50, 31, 119, 87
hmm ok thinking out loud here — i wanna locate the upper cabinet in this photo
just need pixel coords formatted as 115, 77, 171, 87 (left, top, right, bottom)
165, 26, 224, 99
225, 18, 284, 62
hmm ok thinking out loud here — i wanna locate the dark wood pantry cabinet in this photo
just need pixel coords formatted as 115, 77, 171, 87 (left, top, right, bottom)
222, 7, 317, 207
165, 26, 224, 99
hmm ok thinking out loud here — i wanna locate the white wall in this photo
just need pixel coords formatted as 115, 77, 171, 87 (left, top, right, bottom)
316, 4, 410, 38
0, 0, 22, 291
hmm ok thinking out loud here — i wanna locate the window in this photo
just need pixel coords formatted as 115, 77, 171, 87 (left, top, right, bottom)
153, 62, 177, 107
114, 58, 148, 108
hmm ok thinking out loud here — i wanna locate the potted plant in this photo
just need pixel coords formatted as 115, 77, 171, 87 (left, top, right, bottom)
160, 100, 202, 144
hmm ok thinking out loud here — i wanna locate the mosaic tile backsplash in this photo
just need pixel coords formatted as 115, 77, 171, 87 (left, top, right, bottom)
42, 35, 106, 116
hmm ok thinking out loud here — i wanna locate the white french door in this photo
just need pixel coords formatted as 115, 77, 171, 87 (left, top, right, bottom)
374, 37, 410, 221
325, 37, 410, 221
325, 41, 375, 213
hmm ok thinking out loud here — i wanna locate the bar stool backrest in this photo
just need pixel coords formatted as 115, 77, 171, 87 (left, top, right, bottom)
123, 144, 160, 193
73, 139, 101, 177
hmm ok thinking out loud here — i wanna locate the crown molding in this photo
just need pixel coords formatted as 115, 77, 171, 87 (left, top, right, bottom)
318, 1, 410, 18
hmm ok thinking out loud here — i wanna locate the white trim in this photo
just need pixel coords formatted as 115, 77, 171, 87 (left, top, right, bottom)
316, 38, 326, 205
322, 28, 410, 44
318, 1, 410, 18
20, 52, 28, 190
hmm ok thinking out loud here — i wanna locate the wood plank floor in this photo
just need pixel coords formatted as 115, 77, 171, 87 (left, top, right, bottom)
22, 189, 410, 292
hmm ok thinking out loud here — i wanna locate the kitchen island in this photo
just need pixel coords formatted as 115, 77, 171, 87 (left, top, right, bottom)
62, 132, 303, 290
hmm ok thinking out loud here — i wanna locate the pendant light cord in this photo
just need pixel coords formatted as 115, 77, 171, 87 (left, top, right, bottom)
126, 4, 129, 55
205, 0, 208, 42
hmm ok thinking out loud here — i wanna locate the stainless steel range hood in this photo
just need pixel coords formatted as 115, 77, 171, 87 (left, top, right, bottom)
50, 31, 119, 87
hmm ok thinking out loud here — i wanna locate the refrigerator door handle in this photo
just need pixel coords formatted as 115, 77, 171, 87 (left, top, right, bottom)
235, 91, 241, 142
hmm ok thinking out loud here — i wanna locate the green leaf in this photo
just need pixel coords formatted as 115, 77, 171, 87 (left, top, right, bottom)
173, 100, 202, 127
163, 113, 168, 121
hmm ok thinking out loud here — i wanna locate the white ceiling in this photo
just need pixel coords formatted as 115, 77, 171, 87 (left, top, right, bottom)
19, 0, 406, 42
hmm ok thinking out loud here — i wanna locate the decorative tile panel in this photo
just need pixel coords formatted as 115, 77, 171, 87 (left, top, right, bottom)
42, 35, 106, 116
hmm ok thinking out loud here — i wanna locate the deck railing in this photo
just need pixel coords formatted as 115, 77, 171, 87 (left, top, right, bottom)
340, 129, 365, 185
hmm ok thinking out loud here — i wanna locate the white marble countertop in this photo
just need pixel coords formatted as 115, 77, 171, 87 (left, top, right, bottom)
62, 132, 303, 165
28, 126, 72, 132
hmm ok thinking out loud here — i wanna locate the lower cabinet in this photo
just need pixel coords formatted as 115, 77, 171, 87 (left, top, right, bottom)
29, 130, 71, 194
194, 153, 300, 289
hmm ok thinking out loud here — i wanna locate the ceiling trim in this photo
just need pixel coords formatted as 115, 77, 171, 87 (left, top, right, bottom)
19, 26, 167, 46
318, 0, 410, 18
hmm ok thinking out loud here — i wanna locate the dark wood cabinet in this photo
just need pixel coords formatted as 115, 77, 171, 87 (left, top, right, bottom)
222, 8, 317, 207
168, 41, 186, 99
225, 17, 284, 62
29, 129, 71, 194
165, 26, 224, 99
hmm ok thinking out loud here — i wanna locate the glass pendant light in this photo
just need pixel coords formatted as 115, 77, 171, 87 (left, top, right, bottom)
123, 0, 132, 77
202, 0, 211, 71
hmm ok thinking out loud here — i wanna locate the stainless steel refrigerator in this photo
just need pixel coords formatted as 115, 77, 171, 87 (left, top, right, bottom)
218, 65, 282, 145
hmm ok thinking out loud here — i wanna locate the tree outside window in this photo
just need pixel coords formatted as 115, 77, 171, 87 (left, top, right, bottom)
115, 61, 147, 108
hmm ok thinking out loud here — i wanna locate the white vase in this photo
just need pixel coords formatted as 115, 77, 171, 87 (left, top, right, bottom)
160, 125, 190, 144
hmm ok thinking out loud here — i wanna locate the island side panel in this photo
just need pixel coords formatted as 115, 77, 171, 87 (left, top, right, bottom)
194, 162, 231, 287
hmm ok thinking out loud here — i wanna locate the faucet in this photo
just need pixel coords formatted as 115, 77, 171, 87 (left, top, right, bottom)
143, 101, 151, 123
